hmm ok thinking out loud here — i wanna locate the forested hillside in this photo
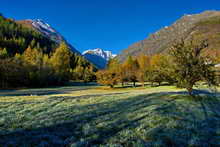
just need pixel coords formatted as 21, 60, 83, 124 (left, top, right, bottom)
0, 14, 56, 55
0, 14, 96, 88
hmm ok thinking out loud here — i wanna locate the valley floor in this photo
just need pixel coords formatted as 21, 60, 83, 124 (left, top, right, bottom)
0, 85, 220, 146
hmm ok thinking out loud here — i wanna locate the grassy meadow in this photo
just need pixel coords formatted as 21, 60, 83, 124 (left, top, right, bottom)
0, 85, 220, 146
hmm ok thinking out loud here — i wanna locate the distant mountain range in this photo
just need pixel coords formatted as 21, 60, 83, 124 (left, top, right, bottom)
83, 48, 116, 69
117, 10, 220, 62
17, 19, 81, 54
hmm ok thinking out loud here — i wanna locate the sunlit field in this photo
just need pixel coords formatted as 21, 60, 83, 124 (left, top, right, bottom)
0, 85, 220, 146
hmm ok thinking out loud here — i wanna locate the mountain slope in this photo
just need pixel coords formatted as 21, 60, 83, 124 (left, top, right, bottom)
118, 11, 220, 62
16, 19, 81, 54
83, 48, 116, 69
0, 15, 57, 55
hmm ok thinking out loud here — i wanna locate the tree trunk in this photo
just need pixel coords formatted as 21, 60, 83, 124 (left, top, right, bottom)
151, 82, 154, 87
133, 81, 136, 87
187, 87, 193, 96
121, 82, 124, 87
142, 81, 145, 87
110, 85, 114, 88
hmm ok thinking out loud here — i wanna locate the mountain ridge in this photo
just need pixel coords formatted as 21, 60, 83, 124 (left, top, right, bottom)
117, 10, 220, 62
16, 19, 81, 54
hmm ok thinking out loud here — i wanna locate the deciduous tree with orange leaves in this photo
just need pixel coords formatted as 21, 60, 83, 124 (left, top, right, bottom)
96, 58, 120, 88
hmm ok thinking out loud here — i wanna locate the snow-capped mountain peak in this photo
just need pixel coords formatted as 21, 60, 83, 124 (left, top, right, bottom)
82, 48, 117, 69
32, 19, 56, 33
29, 19, 63, 43
83, 48, 116, 61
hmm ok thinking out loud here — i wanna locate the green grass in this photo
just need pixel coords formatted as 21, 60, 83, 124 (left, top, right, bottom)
0, 85, 220, 146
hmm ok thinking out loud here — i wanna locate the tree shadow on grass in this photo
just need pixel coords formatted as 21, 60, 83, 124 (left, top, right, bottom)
0, 91, 220, 146
0, 86, 93, 97
0, 94, 154, 146
144, 94, 220, 146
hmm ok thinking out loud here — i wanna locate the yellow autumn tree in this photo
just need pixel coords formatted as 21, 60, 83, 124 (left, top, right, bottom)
136, 54, 150, 87
50, 42, 71, 82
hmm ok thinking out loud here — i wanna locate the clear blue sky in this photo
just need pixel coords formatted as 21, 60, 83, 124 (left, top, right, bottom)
1, 0, 220, 54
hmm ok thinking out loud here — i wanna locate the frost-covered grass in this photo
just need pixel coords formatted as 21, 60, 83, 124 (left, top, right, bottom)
0, 85, 220, 146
